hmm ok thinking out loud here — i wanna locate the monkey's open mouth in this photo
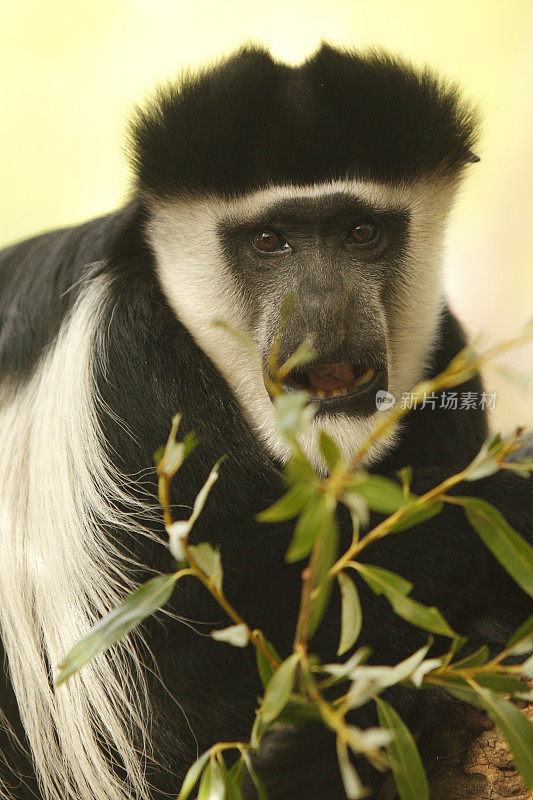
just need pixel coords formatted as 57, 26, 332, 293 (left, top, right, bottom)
284, 362, 381, 401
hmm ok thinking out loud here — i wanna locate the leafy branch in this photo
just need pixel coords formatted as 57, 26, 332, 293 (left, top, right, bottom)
55, 318, 533, 800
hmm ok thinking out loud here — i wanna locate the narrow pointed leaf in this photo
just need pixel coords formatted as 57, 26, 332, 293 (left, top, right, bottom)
337, 572, 362, 656
396, 466, 413, 495
56, 574, 177, 685
307, 511, 339, 638
521, 654, 533, 679
177, 749, 213, 800
460, 498, 533, 598
391, 500, 443, 533
223, 766, 244, 800
260, 653, 300, 726
375, 696, 429, 800
286, 493, 335, 564
438, 675, 485, 707
473, 686, 533, 787
356, 564, 412, 595
278, 696, 322, 724
197, 759, 225, 800
255, 634, 282, 689
284, 451, 317, 485
345, 475, 407, 514
451, 645, 489, 670
357, 564, 456, 638
168, 459, 223, 561
319, 431, 342, 471
508, 616, 533, 653
241, 751, 268, 800
474, 673, 528, 695
257, 482, 314, 523
188, 543, 223, 590
274, 390, 316, 438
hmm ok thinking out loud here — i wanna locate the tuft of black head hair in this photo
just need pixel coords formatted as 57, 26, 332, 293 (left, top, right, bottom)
129, 44, 479, 199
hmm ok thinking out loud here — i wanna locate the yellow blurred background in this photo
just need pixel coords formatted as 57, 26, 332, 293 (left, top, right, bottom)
1, 0, 532, 431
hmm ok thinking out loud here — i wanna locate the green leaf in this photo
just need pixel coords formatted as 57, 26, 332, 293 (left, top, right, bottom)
177, 748, 213, 800
284, 450, 317, 486
197, 758, 225, 800
286, 493, 335, 564
354, 564, 413, 596
459, 498, 533, 599
473, 686, 533, 787
345, 475, 407, 514
240, 750, 268, 800
474, 673, 528, 695
521, 655, 533, 679
56, 574, 177, 685
319, 431, 342, 471
451, 645, 490, 670
260, 653, 300, 726
274, 391, 316, 438
188, 543, 223, 590
223, 765, 244, 800
391, 500, 443, 533
278, 338, 316, 378
158, 415, 199, 478
507, 616, 533, 654
356, 564, 456, 638
168, 458, 224, 561
153, 445, 165, 467
255, 635, 282, 689
307, 511, 339, 638
337, 572, 362, 656
375, 696, 429, 800
228, 757, 246, 784
278, 695, 322, 724
437, 675, 485, 706
256, 482, 314, 523
396, 466, 413, 495
463, 433, 506, 482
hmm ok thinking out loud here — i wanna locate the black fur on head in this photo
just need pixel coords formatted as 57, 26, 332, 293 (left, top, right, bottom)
129, 44, 479, 199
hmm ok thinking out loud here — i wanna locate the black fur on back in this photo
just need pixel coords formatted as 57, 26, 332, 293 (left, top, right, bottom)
129, 45, 479, 199
0, 203, 531, 800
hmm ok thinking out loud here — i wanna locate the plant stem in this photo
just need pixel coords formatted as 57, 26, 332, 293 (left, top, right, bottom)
158, 464, 279, 670
331, 468, 469, 576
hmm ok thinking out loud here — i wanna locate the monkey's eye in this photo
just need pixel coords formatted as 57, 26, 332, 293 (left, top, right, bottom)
346, 221, 379, 245
253, 230, 290, 254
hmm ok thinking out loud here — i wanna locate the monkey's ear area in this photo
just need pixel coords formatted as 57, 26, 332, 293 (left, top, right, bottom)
466, 151, 481, 163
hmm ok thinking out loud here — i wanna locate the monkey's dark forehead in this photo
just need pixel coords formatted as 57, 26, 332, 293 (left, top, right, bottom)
130, 45, 478, 199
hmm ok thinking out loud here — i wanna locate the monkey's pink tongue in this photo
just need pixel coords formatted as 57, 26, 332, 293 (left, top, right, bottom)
307, 363, 356, 395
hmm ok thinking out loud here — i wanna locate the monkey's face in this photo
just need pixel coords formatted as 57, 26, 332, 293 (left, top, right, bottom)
219, 191, 410, 418
148, 178, 458, 468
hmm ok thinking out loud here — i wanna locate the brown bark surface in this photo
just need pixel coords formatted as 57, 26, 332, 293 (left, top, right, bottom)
378, 702, 533, 800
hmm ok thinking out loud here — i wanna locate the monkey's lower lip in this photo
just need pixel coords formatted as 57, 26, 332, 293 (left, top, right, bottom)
284, 362, 378, 400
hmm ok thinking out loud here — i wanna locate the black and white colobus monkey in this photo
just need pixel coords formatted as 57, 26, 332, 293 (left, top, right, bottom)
0, 45, 531, 800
